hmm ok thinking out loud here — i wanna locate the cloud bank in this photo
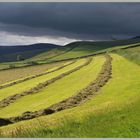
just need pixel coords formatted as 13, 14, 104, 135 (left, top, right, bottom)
0, 3, 139, 45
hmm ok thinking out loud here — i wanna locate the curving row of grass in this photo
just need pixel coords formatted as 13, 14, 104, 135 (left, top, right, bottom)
0, 54, 139, 137
0, 61, 74, 90
0, 61, 66, 85
0, 58, 91, 110
0, 55, 105, 118
0, 59, 86, 102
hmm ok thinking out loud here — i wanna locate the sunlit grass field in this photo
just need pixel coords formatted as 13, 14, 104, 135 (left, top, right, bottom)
0, 61, 66, 85
0, 54, 139, 137
0, 56, 105, 118
0, 40, 140, 138
116, 45, 140, 65
47, 43, 140, 61
0, 40, 139, 71
28, 47, 72, 61
0, 59, 85, 101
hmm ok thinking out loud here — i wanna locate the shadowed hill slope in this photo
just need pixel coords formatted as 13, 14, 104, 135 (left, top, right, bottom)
0, 43, 60, 62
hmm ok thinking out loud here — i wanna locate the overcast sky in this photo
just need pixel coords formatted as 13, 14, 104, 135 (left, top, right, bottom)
0, 3, 139, 46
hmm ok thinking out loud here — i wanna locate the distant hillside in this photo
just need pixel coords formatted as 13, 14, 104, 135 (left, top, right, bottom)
0, 43, 60, 62
45, 38, 140, 62
65, 38, 140, 49
1, 38, 140, 69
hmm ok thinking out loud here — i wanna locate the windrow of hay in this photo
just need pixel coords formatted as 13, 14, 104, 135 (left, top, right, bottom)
0, 61, 75, 90
0, 58, 92, 111
0, 54, 111, 127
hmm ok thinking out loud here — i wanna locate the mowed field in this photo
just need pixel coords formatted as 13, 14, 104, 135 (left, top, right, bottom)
0, 42, 140, 137
0, 56, 105, 118
0, 61, 67, 85
0, 59, 84, 101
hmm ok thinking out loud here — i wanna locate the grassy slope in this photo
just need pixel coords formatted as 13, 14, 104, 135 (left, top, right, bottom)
0, 61, 66, 85
1, 54, 140, 137
49, 45, 97, 61
0, 61, 71, 87
116, 45, 140, 66
0, 46, 72, 70
0, 56, 105, 118
0, 62, 29, 70
0, 60, 85, 102
1, 38, 140, 71
0, 43, 60, 62
46, 41, 140, 62
0, 49, 48, 62
28, 47, 72, 61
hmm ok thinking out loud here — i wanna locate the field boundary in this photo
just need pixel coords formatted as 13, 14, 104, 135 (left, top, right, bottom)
0, 54, 112, 127
0, 58, 92, 111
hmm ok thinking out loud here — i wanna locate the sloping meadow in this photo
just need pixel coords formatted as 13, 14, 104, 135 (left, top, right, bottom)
0, 54, 140, 137
0, 56, 105, 119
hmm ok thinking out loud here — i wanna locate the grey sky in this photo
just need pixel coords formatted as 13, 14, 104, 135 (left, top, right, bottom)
0, 3, 139, 45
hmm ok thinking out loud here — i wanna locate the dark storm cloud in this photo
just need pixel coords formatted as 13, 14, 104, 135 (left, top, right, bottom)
0, 3, 140, 40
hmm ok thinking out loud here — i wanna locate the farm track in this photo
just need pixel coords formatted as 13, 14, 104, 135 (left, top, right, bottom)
0, 61, 75, 90
0, 58, 91, 111
0, 54, 112, 127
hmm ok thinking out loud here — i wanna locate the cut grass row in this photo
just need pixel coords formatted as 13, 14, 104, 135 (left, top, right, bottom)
0, 59, 86, 102
0, 58, 92, 126
0, 61, 74, 90
0, 61, 66, 85
2, 54, 112, 124
0, 55, 105, 118
0, 58, 90, 109
0, 54, 140, 137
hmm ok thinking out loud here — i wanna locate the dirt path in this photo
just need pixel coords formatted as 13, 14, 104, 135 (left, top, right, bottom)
0, 54, 112, 127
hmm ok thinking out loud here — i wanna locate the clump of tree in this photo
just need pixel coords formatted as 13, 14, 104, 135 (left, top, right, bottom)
16, 55, 25, 61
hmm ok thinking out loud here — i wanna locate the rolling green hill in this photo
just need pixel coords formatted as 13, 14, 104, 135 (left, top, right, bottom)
0, 43, 60, 62
0, 39, 140, 138
0, 38, 140, 71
